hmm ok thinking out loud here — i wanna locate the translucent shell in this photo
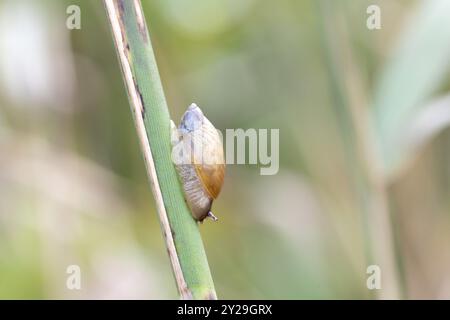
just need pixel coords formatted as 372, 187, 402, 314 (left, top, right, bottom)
172, 103, 225, 221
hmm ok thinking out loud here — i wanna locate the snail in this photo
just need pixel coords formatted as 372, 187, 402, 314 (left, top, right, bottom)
170, 103, 225, 222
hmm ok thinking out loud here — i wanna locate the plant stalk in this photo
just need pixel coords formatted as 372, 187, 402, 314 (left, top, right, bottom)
317, 0, 402, 299
103, 0, 217, 299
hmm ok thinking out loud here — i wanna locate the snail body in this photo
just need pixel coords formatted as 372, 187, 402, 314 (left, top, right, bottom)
171, 103, 225, 222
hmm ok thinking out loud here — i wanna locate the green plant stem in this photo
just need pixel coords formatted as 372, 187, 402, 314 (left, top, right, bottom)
317, 0, 402, 299
104, 0, 216, 299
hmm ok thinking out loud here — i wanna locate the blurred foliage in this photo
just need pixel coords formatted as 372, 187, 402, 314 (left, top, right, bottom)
0, 0, 449, 299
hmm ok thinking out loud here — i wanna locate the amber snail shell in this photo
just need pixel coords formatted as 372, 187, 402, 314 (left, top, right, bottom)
171, 103, 225, 222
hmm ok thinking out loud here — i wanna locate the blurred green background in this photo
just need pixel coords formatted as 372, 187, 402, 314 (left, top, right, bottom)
0, 0, 449, 299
